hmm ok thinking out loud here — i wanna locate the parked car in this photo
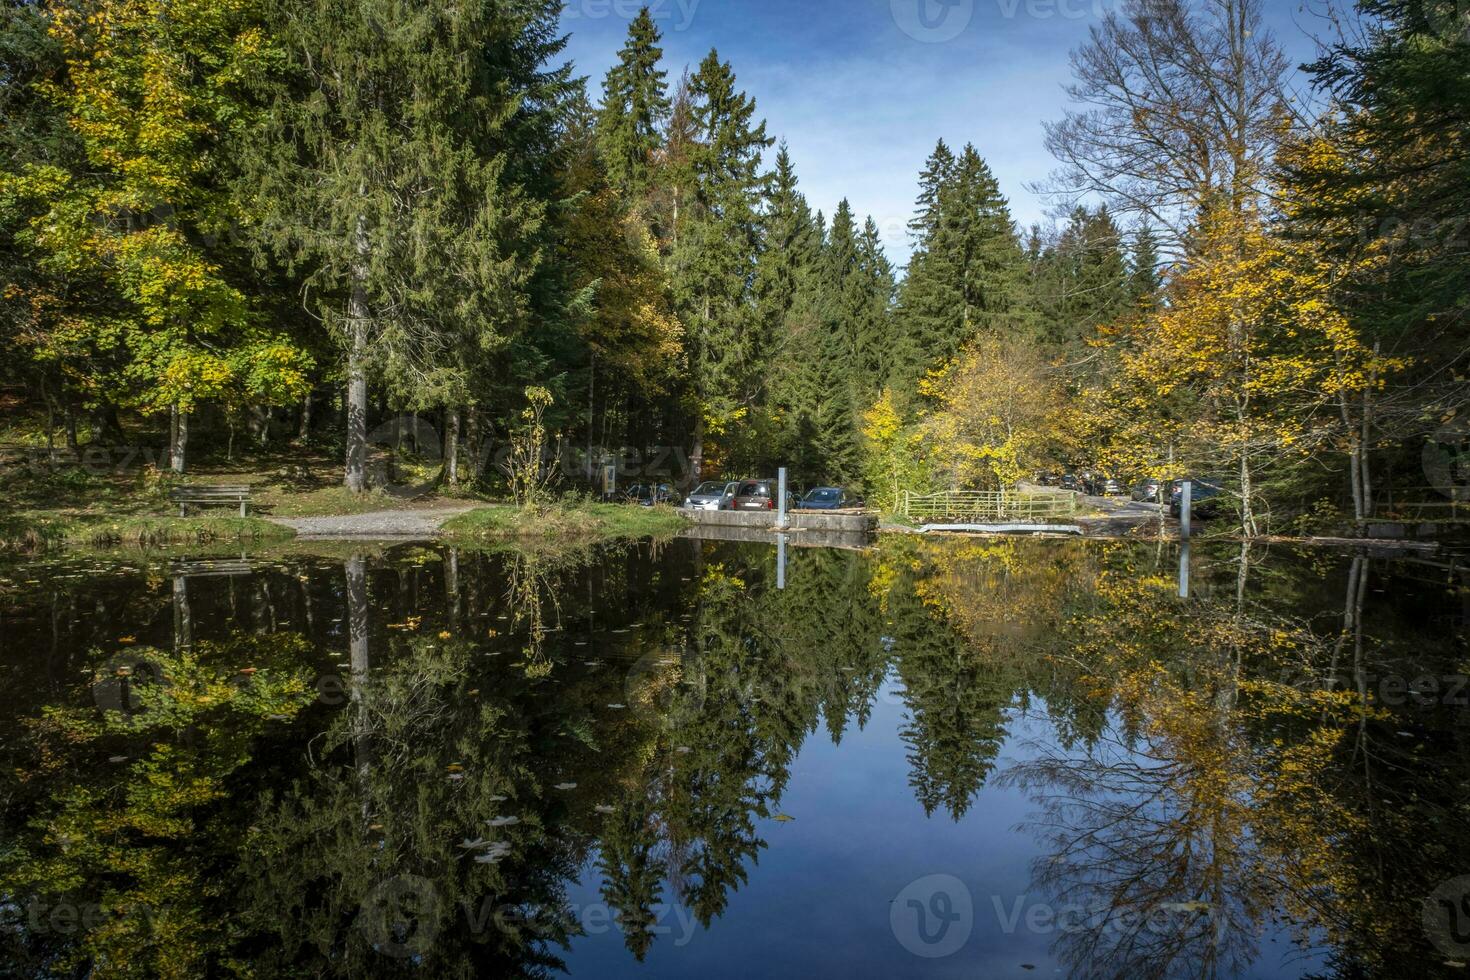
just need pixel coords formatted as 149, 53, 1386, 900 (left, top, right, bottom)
729, 479, 796, 512
684, 480, 738, 511
625, 483, 679, 507
1169, 479, 1225, 519
1085, 475, 1126, 496
1058, 473, 1083, 493
795, 486, 861, 510
1131, 478, 1165, 502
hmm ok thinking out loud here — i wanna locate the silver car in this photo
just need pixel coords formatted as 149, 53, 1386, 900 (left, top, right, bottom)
684, 480, 738, 511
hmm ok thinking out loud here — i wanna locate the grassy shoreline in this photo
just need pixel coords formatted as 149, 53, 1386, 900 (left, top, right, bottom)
441, 502, 688, 544
0, 514, 295, 554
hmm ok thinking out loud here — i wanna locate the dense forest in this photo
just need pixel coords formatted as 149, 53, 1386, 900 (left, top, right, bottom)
2, 0, 1466, 533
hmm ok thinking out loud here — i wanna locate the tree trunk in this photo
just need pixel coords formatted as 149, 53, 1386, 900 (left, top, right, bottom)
1341, 389, 1365, 530
1238, 450, 1254, 537
446, 406, 460, 488
691, 417, 704, 483
587, 354, 595, 483
297, 390, 313, 443
466, 407, 482, 484
92, 403, 124, 445
344, 283, 369, 492
345, 207, 370, 493
251, 405, 271, 447
170, 405, 188, 474
1359, 343, 1378, 523
64, 400, 79, 451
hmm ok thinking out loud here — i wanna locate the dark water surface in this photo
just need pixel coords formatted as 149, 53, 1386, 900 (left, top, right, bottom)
1, 534, 1467, 978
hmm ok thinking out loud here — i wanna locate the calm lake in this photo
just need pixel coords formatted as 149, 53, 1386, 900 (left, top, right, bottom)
1, 533, 1466, 978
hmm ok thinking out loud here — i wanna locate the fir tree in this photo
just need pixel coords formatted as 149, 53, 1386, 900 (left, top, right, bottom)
247, 0, 571, 491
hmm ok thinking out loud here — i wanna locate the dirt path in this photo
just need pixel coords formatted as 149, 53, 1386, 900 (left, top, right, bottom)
269, 502, 480, 539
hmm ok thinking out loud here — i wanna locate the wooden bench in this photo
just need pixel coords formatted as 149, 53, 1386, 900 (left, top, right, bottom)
168, 484, 253, 517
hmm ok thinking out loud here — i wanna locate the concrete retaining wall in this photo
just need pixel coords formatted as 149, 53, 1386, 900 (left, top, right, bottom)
682, 508, 877, 534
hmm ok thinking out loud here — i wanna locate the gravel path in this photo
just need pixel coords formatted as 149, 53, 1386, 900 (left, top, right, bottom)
270, 503, 480, 539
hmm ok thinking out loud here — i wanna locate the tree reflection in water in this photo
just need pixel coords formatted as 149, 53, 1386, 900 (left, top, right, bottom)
0, 537, 1465, 976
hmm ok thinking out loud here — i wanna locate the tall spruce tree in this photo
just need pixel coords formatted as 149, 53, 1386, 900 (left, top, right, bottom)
596, 8, 670, 200
1030, 205, 1131, 358
1128, 223, 1162, 309
247, 0, 570, 491
908, 138, 956, 244
854, 216, 896, 397
755, 149, 826, 477
811, 200, 863, 481
670, 48, 772, 476
754, 143, 819, 397
890, 143, 1030, 402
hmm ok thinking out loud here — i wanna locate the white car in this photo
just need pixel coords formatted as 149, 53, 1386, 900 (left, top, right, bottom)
684, 480, 738, 511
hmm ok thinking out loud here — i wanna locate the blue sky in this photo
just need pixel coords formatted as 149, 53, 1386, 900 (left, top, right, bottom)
559, 0, 1326, 267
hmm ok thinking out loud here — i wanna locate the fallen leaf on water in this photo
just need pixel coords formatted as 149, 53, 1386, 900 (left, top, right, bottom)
773, 814, 795, 823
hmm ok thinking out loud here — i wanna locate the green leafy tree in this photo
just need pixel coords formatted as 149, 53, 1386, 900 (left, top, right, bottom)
2, 0, 311, 471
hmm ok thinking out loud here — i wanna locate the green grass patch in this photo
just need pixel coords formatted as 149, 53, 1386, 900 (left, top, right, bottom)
442, 501, 687, 544
0, 514, 294, 554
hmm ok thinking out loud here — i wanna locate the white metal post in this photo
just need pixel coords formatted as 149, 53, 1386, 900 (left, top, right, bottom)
777, 467, 788, 529
776, 533, 787, 590
1180, 480, 1193, 540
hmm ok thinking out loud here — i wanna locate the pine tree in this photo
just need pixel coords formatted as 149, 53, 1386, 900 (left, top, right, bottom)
247, 0, 570, 491
596, 7, 670, 200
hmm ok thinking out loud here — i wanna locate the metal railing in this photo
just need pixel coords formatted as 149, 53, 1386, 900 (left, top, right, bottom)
901, 489, 1080, 522
1371, 487, 1469, 523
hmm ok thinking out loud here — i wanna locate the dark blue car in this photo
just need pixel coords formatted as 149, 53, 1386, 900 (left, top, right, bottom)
796, 487, 858, 511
